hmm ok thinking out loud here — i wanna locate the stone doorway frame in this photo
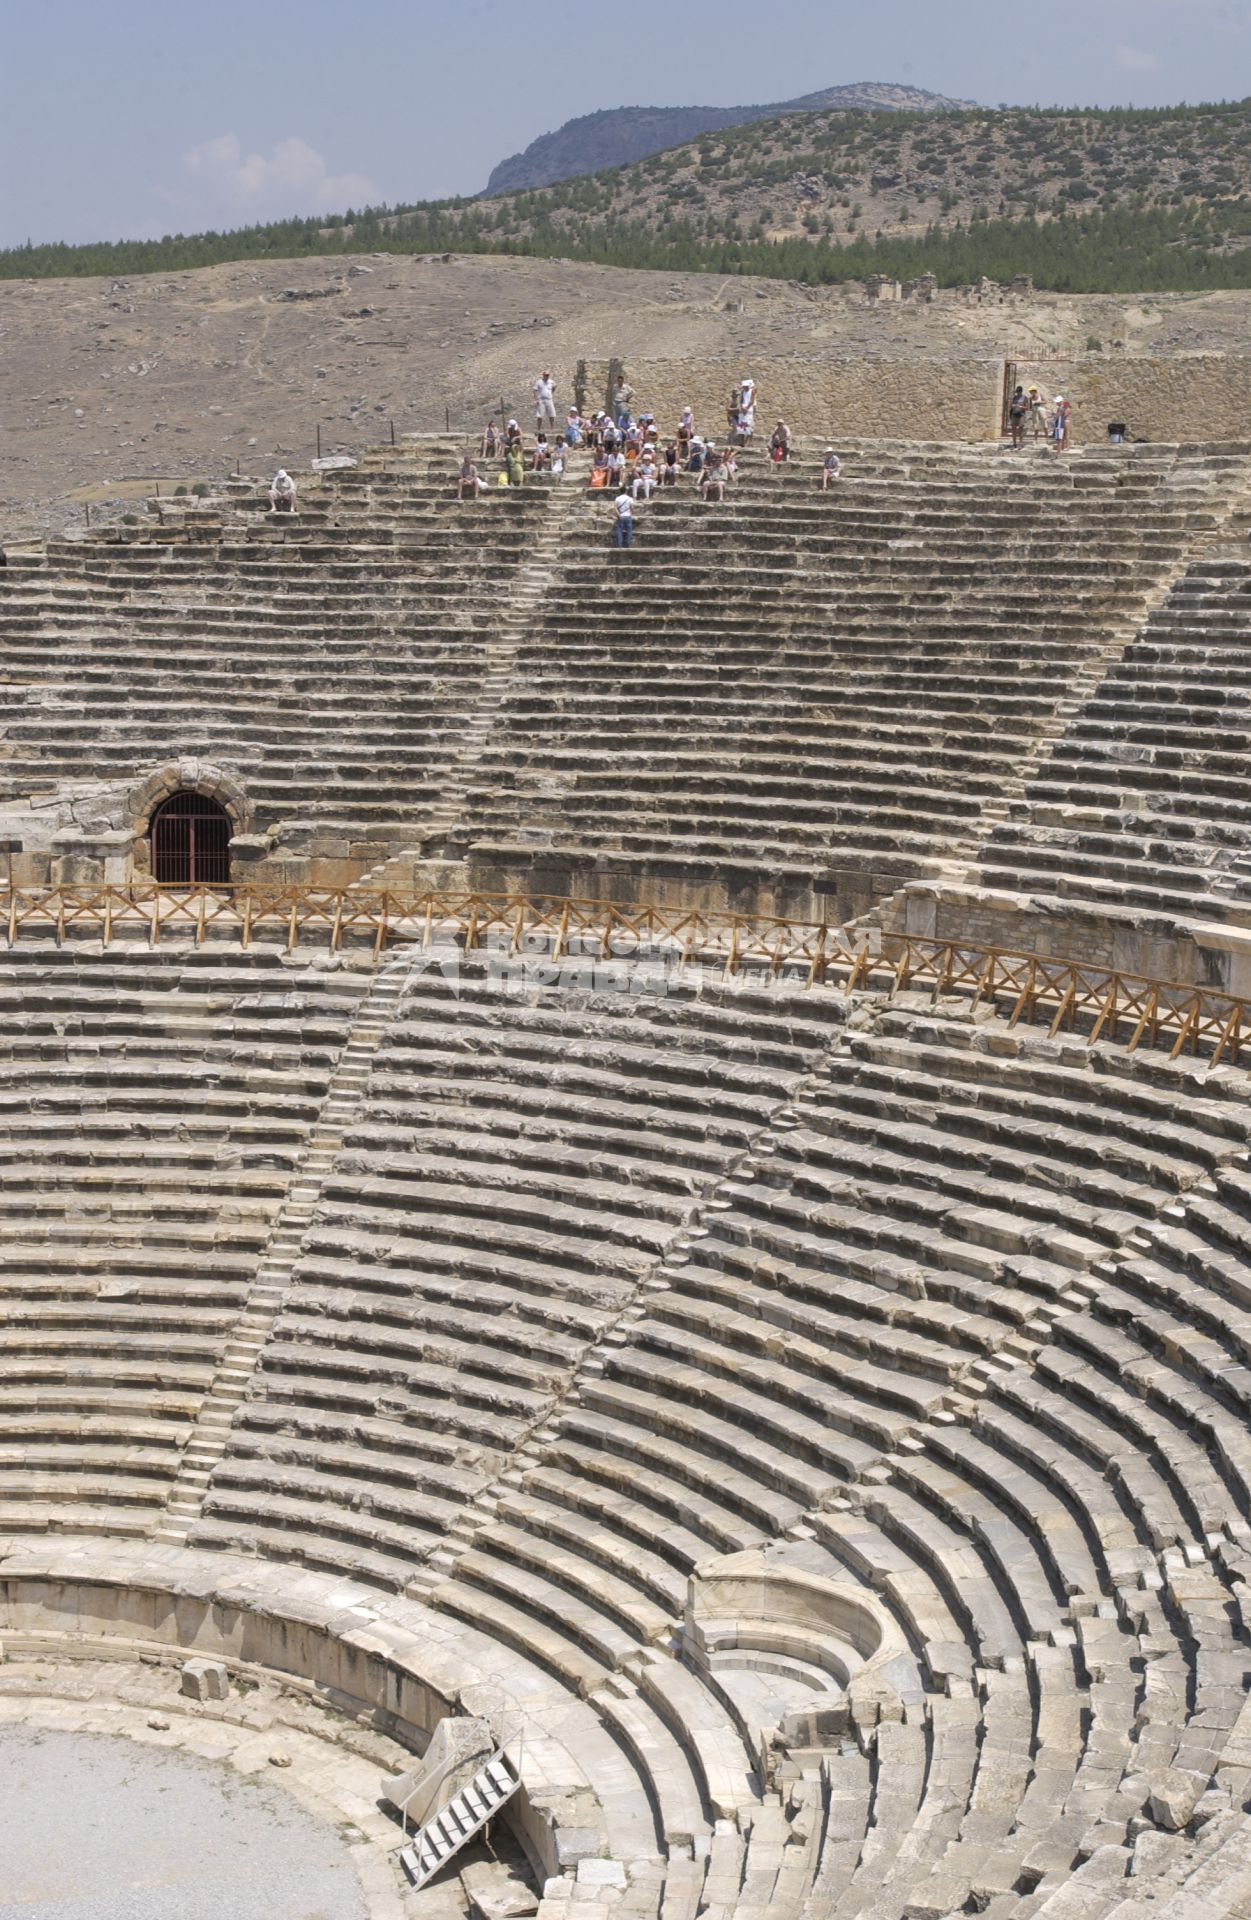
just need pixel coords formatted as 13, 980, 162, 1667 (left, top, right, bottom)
128, 761, 249, 882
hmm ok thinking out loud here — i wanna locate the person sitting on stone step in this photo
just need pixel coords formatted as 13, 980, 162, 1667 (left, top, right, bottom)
481, 420, 500, 458
632, 448, 659, 500
531, 434, 552, 472
457, 455, 486, 500
770, 420, 793, 462
604, 444, 626, 491
267, 469, 296, 513
821, 446, 842, 490
700, 446, 727, 502
564, 407, 583, 447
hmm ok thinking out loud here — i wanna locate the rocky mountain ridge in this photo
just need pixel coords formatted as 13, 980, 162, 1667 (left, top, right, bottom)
482, 81, 976, 195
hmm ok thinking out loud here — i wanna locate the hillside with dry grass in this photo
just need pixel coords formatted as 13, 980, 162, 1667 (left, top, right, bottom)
6, 101, 1251, 293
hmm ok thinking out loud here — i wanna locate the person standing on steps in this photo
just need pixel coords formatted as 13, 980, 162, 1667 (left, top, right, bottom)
506, 439, 525, 487
737, 377, 757, 444
1050, 394, 1072, 455
611, 374, 634, 430
533, 369, 557, 434
1028, 386, 1047, 440
1007, 385, 1029, 448
612, 489, 634, 548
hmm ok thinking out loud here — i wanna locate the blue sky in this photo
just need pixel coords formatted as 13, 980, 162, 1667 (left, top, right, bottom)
1, 0, 1247, 248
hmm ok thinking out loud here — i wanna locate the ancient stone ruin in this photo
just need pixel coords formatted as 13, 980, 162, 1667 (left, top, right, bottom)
2, 411, 1251, 1917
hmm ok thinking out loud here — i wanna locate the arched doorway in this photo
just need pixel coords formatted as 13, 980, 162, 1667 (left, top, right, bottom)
149, 792, 232, 886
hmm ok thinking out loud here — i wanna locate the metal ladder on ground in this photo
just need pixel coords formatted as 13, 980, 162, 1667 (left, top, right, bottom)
396, 1742, 522, 1891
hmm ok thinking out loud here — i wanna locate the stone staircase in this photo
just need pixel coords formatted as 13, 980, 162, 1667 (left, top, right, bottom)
451, 438, 1251, 917
357, 451, 594, 883
153, 944, 419, 1543
973, 495, 1251, 928
0, 436, 558, 879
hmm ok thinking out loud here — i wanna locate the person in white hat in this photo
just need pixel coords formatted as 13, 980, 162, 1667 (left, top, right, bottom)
268, 468, 296, 513
821, 447, 842, 490
1050, 394, 1072, 454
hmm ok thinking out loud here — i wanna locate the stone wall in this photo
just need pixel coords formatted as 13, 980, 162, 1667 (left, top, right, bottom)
0, 1540, 614, 1892
583, 351, 1251, 446
583, 355, 1004, 442
1013, 353, 1251, 447
883, 881, 1251, 998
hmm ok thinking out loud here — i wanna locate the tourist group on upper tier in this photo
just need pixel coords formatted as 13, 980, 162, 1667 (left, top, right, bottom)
452, 371, 844, 544
1006, 384, 1073, 451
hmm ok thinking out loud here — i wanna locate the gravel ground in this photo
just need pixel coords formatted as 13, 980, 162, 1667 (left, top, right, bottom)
0, 1726, 370, 1920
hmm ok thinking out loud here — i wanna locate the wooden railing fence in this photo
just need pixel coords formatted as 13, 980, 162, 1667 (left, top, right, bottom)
1, 882, 1246, 1068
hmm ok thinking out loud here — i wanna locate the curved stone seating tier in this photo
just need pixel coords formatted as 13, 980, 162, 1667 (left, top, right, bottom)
456, 996, 1251, 1919
977, 547, 1251, 926
2, 439, 1246, 899
3, 942, 1251, 1914
190, 959, 844, 1587
0, 942, 370, 1533
456, 444, 1246, 893
0, 463, 554, 855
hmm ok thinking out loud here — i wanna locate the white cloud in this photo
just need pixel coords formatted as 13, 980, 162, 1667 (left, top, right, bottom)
1114, 44, 1163, 72
162, 133, 378, 229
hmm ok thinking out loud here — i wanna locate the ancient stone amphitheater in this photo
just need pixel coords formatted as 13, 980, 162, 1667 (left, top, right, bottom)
3, 426, 1251, 1919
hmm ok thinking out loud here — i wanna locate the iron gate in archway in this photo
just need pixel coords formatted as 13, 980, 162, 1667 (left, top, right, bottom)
149, 792, 232, 886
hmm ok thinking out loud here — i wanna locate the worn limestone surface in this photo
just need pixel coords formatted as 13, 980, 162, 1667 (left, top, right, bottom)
6, 373, 1251, 1920
0, 1726, 371, 1920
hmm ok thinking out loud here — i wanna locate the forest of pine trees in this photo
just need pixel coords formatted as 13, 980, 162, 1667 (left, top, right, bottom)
5, 101, 1251, 293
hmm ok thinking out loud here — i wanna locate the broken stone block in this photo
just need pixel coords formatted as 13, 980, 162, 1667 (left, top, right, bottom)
179, 1657, 229, 1702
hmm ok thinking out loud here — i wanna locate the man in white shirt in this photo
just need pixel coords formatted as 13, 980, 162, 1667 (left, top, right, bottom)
612, 491, 634, 547
533, 370, 557, 432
